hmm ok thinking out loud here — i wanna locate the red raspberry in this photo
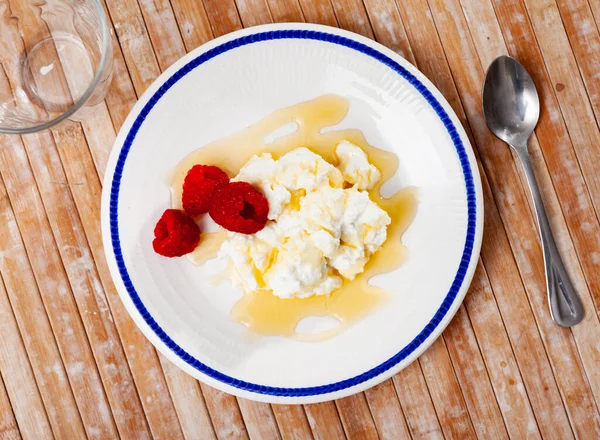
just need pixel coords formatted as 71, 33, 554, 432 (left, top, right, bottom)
153, 209, 201, 257
182, 165, 230, 215
209, 182, 269, 234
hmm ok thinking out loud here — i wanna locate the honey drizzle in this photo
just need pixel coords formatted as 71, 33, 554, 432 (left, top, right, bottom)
171, 95, 417, 340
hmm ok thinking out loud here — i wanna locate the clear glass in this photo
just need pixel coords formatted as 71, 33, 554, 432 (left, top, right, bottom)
0, 0, 113, 133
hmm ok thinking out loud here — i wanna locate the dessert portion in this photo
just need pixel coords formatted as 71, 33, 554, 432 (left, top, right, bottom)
152, 94, 417, 340
220, 146, 391, 299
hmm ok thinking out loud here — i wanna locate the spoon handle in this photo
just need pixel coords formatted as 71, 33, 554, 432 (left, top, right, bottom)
514, 145, 583, 326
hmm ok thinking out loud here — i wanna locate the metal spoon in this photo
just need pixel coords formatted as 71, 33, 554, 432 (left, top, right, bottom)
482, 55, 583, 327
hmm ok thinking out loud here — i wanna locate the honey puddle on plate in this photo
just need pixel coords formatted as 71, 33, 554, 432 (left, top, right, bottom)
171, 95, 417, 341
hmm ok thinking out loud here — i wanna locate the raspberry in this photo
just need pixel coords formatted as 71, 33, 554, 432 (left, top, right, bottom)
182, 165, 230, 215
153, 209, 201, 257
209, 182, 269, 234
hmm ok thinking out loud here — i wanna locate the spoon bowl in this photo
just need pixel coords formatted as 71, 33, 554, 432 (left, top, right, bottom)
483, 56, 540, 148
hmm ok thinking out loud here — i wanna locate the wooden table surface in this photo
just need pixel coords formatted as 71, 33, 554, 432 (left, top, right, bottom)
2, 0, 600, 438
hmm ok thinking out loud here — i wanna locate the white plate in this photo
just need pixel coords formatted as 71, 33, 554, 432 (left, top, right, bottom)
102, 23, 483, 404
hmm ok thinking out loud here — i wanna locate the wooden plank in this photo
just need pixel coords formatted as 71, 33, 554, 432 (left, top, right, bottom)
364, 380, 411, 439
271, 405, 314, 440
158, 354, 217, 440
335, 394, 379, 440
296, 0, 338, 26
237, 399, 282, 439
304, 402, 346, 440
70, 5, 209, 439
465, 261, 540, 438
169, 0, 214, 51
0, 361, 21, 440
393, 362, 443, 439
129, 0, 183, 72
200, 384, 250, 440
555, 0, 600, 118
478, 162, 574, 440
455, 0, 600, 432
103, 0, 161, 95
362, 0, 414, 59
518, 0, 600, 237
266, 0, 304, 22
202, 0, 244, 36
443, 306, 509, 439
421, 0, 600, 437
0, 135, 94, 439
52, 122, 187, 439
20, 128, 149, 439
391, 0, 568, 437
236, 0, 273, 26
329, 0, 375, 38
137, 0, 186, 70
464, 0, 600, 404
0, 274, 54, 440
419, 339, 476, 439
77, 104, 117, 179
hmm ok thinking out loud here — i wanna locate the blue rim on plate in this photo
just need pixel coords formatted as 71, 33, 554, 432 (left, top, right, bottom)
109, 29, 477, 397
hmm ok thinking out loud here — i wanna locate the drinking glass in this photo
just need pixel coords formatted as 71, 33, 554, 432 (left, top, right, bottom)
0, 0, 113, 133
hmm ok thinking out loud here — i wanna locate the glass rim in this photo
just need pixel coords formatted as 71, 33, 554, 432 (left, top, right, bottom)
0, 0, 112, 135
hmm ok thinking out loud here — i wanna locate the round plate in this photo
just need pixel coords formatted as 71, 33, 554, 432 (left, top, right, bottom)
102, 23, 483, 404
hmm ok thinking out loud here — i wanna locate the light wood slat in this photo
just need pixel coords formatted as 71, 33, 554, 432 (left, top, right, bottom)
102, 12, 139, 131
266, 0, 304, 22
77, 104, 117, 179
362, 0, 413, 58
202, 0, 244, 36
238, 399, 282, 440
271, 405, 314, 440
364, 380, 411, 439
335, 394, 379, 439
137, 0, 186, 70
296, 0, 338, 26
304, 402, 347, 440
555, 0, 600, 118
236, 0, 273, 26
103, 0, 161, 95
200, 384, 250, 440
0, 347, 21, 440
392, 362, 443, 439
329, 0, 374, 38
10, 5, 176, 434
0, 135, 100, 439
157, 354, 217, 440
390, 0, 556, 436
455, 0, 600, 429
461, 0, 600, 417
0, 275, 54, 440
443, 306, 509, 439
22, 127, 150, 439
419, 339, 476, 439
52, 121, 189, 439
519, 0, 600, 234
464, 262, 540, 438
426, 0, 600, 436
478, 165, 574, 440
169, 0, 214, 50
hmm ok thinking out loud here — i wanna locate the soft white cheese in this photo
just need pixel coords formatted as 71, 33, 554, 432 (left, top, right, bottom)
219, 144, 389, 299
336, 141, 381, 190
